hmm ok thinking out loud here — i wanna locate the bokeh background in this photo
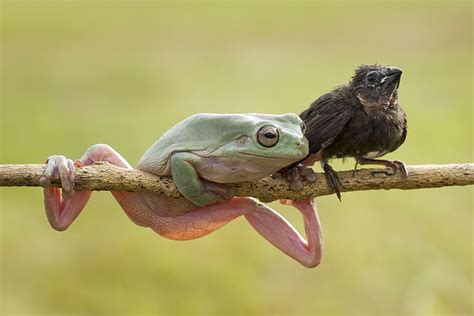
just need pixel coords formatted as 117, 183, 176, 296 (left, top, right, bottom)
1, 1, 472, 315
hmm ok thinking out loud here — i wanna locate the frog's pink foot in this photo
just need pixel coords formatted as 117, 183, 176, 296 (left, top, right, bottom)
40, 144, 132, 231
39, 155, 78, 196
245, 198, 323, 268
40, 155, 92, 231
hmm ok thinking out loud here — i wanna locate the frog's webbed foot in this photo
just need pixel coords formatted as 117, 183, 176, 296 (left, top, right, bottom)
39, 156, 71, 188
39, 155, 80, 198
273, 164, 317, 191
321, 161, 342, 201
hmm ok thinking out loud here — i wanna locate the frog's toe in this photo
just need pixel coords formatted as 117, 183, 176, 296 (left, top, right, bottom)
290, 179, 304, 191
271, 172, 283, 179
298, 165, 317, 183
283, 165, 317, 191
40, 155, 76, 196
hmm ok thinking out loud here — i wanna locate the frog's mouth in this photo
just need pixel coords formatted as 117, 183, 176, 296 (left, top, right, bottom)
238, 151, 294, 159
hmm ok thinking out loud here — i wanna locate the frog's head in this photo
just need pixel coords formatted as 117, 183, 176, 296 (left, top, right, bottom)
232, 113, 309, 163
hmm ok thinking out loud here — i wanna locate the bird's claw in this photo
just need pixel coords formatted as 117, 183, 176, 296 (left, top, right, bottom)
358, 158, 408, 179
392, 160, 408, 178
381, 160, 408, 178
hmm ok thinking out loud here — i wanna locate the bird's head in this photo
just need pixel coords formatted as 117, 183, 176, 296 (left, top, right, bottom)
350, 64, 402, 109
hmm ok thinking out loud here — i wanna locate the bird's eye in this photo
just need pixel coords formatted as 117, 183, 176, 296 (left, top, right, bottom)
367, 73, 377, 83
257, 126, 279, 147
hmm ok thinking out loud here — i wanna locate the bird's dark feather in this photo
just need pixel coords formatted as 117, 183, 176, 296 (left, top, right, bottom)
300, 86, 354, 156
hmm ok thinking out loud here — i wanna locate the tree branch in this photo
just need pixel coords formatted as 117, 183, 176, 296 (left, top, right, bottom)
0, 163, 472, 202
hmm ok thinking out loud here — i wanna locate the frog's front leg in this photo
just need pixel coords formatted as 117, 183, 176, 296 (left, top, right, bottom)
170, 152, 235, 207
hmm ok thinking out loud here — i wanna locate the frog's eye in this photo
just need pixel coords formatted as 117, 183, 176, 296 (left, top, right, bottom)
257, 126, 279, 147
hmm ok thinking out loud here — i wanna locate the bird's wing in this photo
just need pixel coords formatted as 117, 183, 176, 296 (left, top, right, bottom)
300, 94, 353, 155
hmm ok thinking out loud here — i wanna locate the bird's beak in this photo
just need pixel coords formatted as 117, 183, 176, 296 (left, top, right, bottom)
383, 67, 403, 90
386, 67, 403, 77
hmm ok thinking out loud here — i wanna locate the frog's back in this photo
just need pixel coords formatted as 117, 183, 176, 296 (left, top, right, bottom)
137, 113, 283, 175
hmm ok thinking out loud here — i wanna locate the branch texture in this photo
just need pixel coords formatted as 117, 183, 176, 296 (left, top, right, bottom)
0, 163, 472, 202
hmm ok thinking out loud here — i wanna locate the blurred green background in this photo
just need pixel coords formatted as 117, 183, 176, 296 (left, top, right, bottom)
1, 1, 472, 315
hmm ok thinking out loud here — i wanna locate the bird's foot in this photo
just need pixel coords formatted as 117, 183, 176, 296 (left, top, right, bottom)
391, 160, 409, 177
358, 158, 408, 178
372, 161, 408, 177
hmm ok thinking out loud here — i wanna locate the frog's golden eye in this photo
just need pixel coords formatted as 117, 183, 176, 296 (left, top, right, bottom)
257, 126, 279, 147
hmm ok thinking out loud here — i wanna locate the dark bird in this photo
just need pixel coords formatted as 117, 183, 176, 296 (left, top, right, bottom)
289, 64, 408, 200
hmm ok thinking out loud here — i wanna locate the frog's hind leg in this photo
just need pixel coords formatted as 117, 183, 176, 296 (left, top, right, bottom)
245, 199, 323, 268
120, 195, 255, 240
140, 196, 323, 268
40, 144, 134, 230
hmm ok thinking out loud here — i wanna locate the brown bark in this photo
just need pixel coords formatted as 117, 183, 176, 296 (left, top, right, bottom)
0, 162, 472, 202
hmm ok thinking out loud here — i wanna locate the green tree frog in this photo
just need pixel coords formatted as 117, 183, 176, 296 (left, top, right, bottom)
40, 113, 323, 268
